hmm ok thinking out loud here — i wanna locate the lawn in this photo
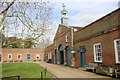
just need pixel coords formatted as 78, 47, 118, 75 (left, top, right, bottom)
2, 62, 53, 79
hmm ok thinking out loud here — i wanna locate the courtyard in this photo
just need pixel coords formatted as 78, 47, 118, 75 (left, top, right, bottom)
2, 62, 120, 80
0, 0, 120, 80
36, 62, 112, 78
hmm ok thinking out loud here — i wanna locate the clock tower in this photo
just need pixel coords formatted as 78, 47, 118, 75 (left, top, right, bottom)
61, 4, 68, 26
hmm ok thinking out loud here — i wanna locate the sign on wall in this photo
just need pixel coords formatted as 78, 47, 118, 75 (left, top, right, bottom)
71, 51, 76, 53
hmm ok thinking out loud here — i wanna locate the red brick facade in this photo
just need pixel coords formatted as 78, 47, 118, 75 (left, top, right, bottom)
73, 8, 120, 68
54, 25, 72, 65
0, 48, 44, 62
44, 8, 120, 69
44, 44, 54, 62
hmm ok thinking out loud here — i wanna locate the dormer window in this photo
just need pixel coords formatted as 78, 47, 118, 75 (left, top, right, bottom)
66, 33, 68, 42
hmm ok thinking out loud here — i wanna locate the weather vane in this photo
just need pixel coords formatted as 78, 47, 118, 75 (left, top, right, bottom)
62, 3, 65, 9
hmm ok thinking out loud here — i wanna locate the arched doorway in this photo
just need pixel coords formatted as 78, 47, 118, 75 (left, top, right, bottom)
52, 54, 54, 63
65, 46, 71, 66
0, 54, 2, 62
55, 49, 58, 64
79, 46, 86, 68
58, 44, 64, 65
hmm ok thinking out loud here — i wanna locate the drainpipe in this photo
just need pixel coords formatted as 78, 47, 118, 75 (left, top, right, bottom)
71, 27, 75, 67
71, 28, 74, 50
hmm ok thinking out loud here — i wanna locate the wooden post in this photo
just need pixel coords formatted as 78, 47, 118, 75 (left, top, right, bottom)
18, 76, 20, 80
41, 72, 43, 80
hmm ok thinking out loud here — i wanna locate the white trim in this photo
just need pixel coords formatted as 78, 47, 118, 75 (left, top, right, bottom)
8, 54, 12, 60
36, 54, 40, 59
93, 43, 102, 62
114, 38, 120, 63
17, 54, 21, 59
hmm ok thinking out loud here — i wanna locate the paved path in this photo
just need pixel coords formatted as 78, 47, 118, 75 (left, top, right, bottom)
36, 62, 110, 78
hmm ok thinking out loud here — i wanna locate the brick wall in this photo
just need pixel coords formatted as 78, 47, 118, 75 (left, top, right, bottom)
54, 25, 72, 64
74, 8, 119, 44
0, 48, 44, 62
74, 30, 120, 68
73, 8, 120, 68
44, 44, 54, 60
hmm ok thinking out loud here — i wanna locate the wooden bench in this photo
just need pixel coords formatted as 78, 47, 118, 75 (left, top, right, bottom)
115, 69, 120, 78
85, 63, 98, 72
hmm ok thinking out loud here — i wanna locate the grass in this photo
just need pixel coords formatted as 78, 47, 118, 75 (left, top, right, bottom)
2, 62, 53, 79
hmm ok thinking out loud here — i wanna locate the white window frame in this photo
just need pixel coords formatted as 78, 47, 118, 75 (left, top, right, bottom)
93, 43, 102, 62
17, 54, 21, 59
114, 38, 120, 63
36, 54, 40, 59
8, 54, 12, 60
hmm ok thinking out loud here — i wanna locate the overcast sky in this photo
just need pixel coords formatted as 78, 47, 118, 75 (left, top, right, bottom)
46, 0, 119, 40
1, 0, 119, 41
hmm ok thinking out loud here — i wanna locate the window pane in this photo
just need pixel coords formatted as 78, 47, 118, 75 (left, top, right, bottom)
8, 55, 12, 59
9, 55, 11, 58
18, 55, 20, 58
98, 57, 100, 61
96, 57, 98, 61
118, 51, 120, 56
115, 39, 120, 63
98, 45, 101, 48
118, 57, 120, 62
94, 44, 102, 62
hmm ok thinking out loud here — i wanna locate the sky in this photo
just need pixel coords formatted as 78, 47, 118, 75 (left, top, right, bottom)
46, 0, 119, 40
1, 0, 120, 42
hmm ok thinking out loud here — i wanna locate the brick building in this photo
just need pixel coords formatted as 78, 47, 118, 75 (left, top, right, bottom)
44, 44, 54, 63
53, 24, 81, 66
0, 48, 44, 62
74, 8, 120, 68
44, 6, 120, 70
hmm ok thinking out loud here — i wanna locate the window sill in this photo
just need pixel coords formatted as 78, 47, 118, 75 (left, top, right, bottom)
94, 61, 102, 63
116, 63, 120, 65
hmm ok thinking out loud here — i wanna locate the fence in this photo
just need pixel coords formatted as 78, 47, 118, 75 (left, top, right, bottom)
0, 75, 20, 80
41, 67, 47, 80
0, 67, 47, 80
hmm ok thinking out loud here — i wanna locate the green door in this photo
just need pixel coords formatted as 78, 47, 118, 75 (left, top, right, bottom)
66, 47, 71, 66
0, 54, 1, 62
79, 46, 86, 68
55, 50, 58, 64
26, 54, 31, 61
52, 54, 54, 63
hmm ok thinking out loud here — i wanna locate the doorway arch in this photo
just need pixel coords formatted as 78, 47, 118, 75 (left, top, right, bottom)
55, 49, 58, 64
58, 44, 64, 65
65, 46, 71, 66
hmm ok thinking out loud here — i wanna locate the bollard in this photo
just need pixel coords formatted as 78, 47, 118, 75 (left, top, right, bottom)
18, 76, 20, 80
41, 72, 43, 80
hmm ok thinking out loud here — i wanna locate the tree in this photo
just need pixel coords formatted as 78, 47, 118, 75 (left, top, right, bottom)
35, 37, 53, 49
24, 38, 34, 48
0, 0, 53, 48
